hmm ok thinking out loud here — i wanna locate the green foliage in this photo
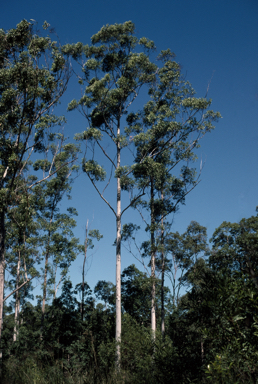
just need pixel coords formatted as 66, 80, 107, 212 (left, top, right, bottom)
33, 148, 81, 304
2, 229, 258, 384
0, 20, 70, 206
2, 18, 256, 384
94, 280, 116, 308
120, 314, 154, 383
121, 265, 151, 326
65, 20, 158, 192
205, 345, 258, 384
0, 22, 74, 366
82, 160, 106, 182
121, 264, 171, 328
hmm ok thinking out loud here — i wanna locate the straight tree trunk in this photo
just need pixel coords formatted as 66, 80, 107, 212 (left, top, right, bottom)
81, 220, 89, 323
13, 295, 20, 342
150, 178, 156, 338
201, 337, 204, 364
41, 216, 53, 333
116, 122, 122, 368
13, 251, 21, 342
161, 191, 165, 338
42, 249, 49, 320
201, 316, 204, 363
0, 209, 5, 366
41, 231, 51, 335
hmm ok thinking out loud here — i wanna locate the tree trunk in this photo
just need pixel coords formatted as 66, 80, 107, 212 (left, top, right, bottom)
150, 178, 156, 338
201, 337, 204, 364
41, 217, 53, 334
13, 295, 20, 342
0, 210, 5, 367
13, 251, 21, 342
41, 236, 50, 335
201, 316, 204, 363
116, 125, 122, 368
42, 251, 49, 318
161, 191, 165, 338
81, 220, 88, 323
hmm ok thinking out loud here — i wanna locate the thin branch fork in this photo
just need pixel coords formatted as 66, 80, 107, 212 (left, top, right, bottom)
3, 276, 36, 302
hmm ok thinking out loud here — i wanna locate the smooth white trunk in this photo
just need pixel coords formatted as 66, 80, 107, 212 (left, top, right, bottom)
42, 251, 49, 317
150, 179, 156, 338
13, 298, 20, 343
81, 220, 89, 322
151, 257, 156, 337
13, 252, 21, 342
0, 210, 5, 366
41, 241, 50, 337
116, 126, 122, 367
41, 221, 52, 333
161, 192, 165, 337
201, 316, 204, 363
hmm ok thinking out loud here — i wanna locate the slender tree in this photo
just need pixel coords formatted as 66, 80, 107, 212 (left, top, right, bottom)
65, 21, 157, 365
80, 221, 102, 322
33, 144, 80, 331
65, 21, 220, 362
5, 187, 39, 342
0, 19, 71, 358
129, 49, 220, 335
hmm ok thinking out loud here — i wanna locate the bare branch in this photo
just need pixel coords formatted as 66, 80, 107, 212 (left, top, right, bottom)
3, 276, 35, 302
121, 190, 146, 217
16, 158, 77, 192
96, 140, 116, 168
86, 173, 116, 216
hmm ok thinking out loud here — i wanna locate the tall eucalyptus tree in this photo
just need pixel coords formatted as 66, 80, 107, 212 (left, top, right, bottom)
129, 49, 220, 336
65, 21, 157, 364
5, 186, 39, 342
65, 22, 220, 362
0, 19, 71, 358
33, 142, 80, 330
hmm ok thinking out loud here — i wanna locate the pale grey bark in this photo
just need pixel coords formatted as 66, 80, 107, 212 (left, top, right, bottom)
151, 258, 156, 338
201, 337, 204, 363
13, 251, 21, 342
41, 215, 53, 332
83, 120, 126, 368
0, 210, 5, 365
201, 317, 204, 363
116, 123, 122, 367
13, 297, 20, 342
150, 179, 156, 338
42, 248, 49, 318
81, 220, 89, 322
161, 192, 165, 338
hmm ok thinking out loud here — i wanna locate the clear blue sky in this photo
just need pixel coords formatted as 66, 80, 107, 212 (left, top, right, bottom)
2, 0, 258, 297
